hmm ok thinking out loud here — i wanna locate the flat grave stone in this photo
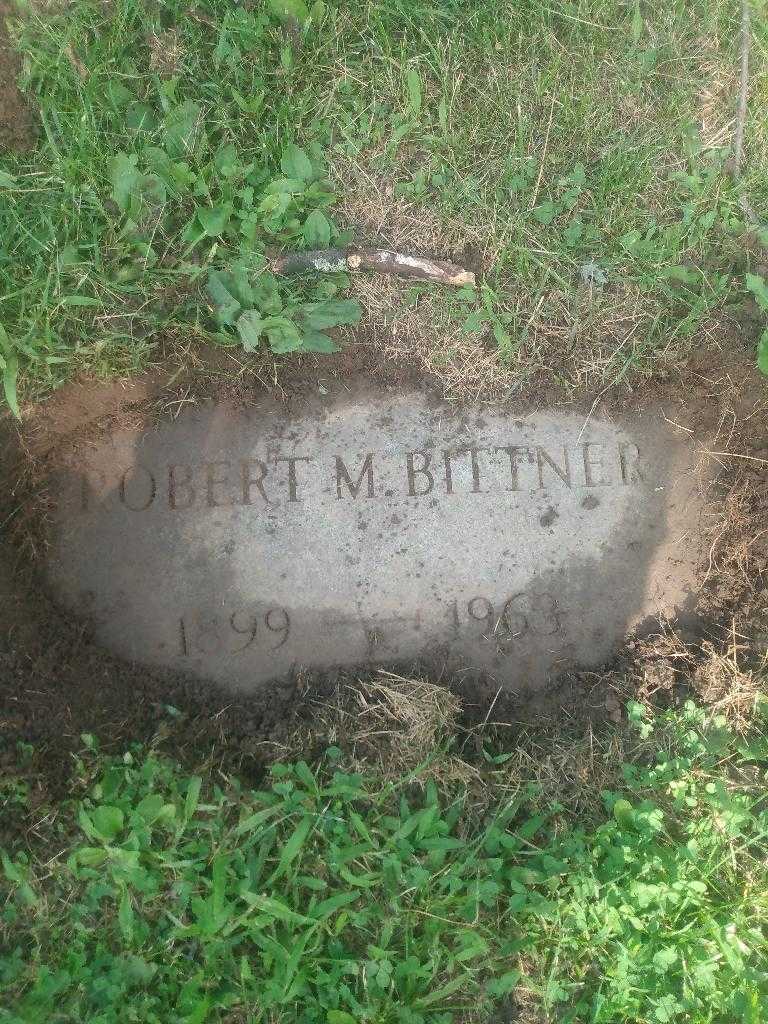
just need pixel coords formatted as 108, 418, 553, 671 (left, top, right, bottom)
45, 390, 706, 694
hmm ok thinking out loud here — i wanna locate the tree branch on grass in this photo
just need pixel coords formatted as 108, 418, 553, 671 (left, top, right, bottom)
272, 247, 477, 287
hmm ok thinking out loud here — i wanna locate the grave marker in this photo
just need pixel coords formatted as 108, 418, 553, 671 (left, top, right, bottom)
46, 392, 705, 693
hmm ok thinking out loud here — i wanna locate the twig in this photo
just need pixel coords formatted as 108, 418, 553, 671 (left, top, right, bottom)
729, 4, 767, 239
64, 43, 88, 81
732, 0, 751, 178
740, 195, 761, 226
457, 686, 502, 756
699, 449, 768, 464
272, 247, 476, 287
530, 94, 556, 211
661, 413, 694, 434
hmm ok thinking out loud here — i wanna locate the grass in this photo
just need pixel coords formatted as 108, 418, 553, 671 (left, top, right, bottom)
2, 683, 768, 1023
2, 5, 768, 1015
1, 0, 768, 412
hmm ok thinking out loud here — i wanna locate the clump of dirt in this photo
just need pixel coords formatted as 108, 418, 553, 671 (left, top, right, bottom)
1, 337, 767, 801
0, 0, 35, 152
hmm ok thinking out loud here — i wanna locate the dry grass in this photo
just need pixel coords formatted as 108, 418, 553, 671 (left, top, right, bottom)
692, 629, 767, 729
147, 29, 185, 78
332, 153, 485, 256
332, 154, 528, 402
697, 34, 738, 152
259, 669, 482, 785
476, 624, 768, 830
341, 269, 731, 403
696, 385, 768, 619
331, 142, 736, 401
491, 723, 632, 822
250, 606, 767, 824
705, 472, 768, 597
341, 274, 525, 403
618, 619, 766, 730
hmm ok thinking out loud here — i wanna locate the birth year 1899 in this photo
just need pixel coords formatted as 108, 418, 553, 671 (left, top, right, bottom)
178, 607, 291, 657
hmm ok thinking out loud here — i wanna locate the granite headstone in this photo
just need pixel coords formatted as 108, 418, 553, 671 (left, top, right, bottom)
45, 391, 705, 693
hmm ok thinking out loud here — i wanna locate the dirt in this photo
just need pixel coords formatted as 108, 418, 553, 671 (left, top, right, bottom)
0, 342, 456, 817
0, 0, 35, 152
1, 330, 767, 813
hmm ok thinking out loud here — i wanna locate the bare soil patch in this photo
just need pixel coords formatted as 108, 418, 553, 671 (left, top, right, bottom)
1, 338, 767, 798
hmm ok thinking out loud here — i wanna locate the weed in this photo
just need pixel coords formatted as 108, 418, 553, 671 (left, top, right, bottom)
3, 0, 768, 411
745, 273, 768, 374
0, 0, 362, 416
3, 694, 768, 1023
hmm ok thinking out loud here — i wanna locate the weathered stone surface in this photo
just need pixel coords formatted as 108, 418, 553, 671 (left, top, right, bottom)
45, 391, 706, 694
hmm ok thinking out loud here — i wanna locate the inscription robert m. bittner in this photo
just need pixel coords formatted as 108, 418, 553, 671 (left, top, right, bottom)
46, 395, 701, 694
76, 439, 642, 512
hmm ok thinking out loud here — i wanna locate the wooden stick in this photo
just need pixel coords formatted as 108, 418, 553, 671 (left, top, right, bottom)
730, 2, 767, 238
272, 247, 476, 287
732, 0, 751, 178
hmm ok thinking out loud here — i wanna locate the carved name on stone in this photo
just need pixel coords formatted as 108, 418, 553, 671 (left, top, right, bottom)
46, 392, 705, 693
